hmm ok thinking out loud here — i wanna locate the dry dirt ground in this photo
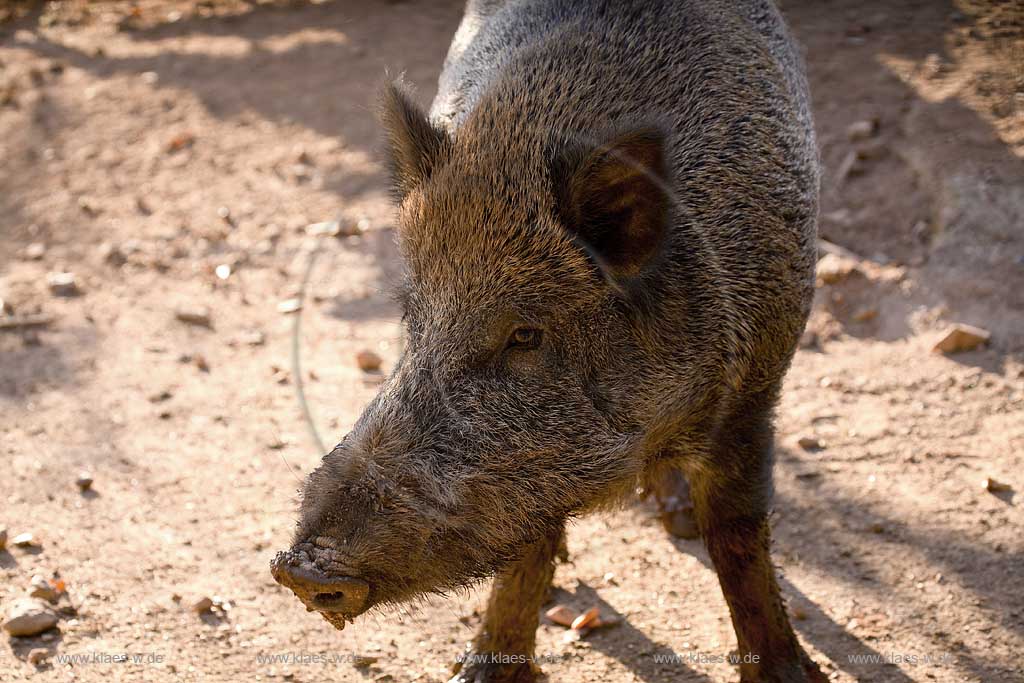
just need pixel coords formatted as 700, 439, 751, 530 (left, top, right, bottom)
1, 1, 1023, 682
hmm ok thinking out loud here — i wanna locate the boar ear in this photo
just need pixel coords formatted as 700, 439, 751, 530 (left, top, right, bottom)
551, 127, 669, 283
379, 81, 452, 200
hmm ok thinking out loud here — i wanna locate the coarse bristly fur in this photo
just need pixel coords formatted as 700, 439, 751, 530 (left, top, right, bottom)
280, 0, 820, 679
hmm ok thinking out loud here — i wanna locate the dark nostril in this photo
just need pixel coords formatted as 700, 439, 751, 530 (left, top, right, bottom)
313, 591, 348, 609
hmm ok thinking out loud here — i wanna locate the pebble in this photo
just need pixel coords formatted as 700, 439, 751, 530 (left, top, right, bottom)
174, 306, 212, 327
799, 329, 819, 349
306, 221, 341, 237
27, 648, 48, 665
984, 477, 1012, 494
25, 242, 46, 260
0, 527, 6, 550
98, 242, 127, 266
11, 532, 36, 547
277, 298, 302, 314
192, 596, 214, 613
356, 350, 382, 373
239, 330, 265, 347
75, 472, 93, 491
797, 436, 823, 451
846, 118, 879, 140
352, 655, 379, 669
47, 272, 80, 297
816, 253, 860, 285
29, 575, 60, 604
852, 307, 878, 323
2, 599, 58, 637
932, 324, 990, 354
561, 629, 582, 643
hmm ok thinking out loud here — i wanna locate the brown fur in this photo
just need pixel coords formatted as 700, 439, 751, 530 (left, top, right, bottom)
275, 1, 823, 681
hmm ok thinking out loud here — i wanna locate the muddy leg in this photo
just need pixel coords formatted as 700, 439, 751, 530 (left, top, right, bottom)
450, 525, 564, 683
652, 464, 700, 539
689, 413, 826, 683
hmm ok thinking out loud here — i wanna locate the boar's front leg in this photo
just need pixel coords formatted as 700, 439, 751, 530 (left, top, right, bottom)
449, 525, 564, 683
689, 401, 827, 683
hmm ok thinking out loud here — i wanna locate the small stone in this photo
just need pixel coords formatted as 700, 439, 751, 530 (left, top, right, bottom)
29, 575, 60, 603
792, 607, 808, 621
215, 264, 232, 280
11, 532, 35, 547
239, 330, 265, 346
592, 614, 622, 629
149, 390, 173, 403
352, 655, 379, 669
798, 329, 818, 349
27, 648, 48, 665
2, 599, 58, 636
797, 436, 822, 451
816, 253, 860, 285
852, 307, 878, 323
75, 472, 93, 491
277, 298, 302, 314
306, 221, 341, 237
932, 324, 990, 354
846, 119, 879, 140
98, 242, 127, 266
561, 629, 582, 643
0, 528, 6, 551
984, 477, 1012, 494
166, 132, 195, 152
835, 149, 862, 185
25, 242, 46, 260
47, 272, 80, 297
544, 605, 577, 628
356, 350, 382, 373
192, 596, 214, 613
175, 306, 212, 327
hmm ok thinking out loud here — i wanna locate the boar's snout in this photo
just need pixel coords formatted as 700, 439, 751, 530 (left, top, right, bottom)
271, 550, 370, 625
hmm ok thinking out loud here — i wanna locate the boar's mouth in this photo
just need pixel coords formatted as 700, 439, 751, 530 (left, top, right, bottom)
270, 542, 372, 630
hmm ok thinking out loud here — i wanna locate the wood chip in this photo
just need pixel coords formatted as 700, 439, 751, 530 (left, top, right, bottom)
932, 324, 990, 354
570, 606, 600, 631
544, 604, 576, 628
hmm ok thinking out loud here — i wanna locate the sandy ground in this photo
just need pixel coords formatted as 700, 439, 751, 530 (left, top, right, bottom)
1, 1, 1023, 681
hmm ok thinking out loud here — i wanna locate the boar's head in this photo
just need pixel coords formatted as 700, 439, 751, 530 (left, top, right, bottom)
272, 82, 680, 628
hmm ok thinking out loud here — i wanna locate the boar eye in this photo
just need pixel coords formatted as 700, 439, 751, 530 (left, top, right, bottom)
507, 327, 542, 350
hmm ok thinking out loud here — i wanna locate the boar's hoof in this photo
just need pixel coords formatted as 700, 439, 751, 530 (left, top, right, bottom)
449, 653, 537, 683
